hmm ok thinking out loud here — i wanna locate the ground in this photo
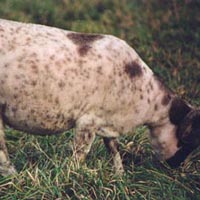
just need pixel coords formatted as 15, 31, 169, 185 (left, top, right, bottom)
0, 0, 200, 199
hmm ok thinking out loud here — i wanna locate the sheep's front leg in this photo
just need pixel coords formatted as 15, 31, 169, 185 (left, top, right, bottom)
103, 138, 124, 175
73, 129, 96, 163
0, 115, 16, 176
73, 115, 97, 164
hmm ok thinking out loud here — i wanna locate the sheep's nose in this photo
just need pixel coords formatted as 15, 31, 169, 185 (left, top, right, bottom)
166, 146, 193, 168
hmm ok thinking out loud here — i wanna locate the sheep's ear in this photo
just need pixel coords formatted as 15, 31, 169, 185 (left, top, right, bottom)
190, 112, 200, 145
169, 97, 192, 125
178, 110, 200, 147
191, 112, 200, 129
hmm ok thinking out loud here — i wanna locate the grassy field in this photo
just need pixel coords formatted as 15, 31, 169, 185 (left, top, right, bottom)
0, 0, 200, 199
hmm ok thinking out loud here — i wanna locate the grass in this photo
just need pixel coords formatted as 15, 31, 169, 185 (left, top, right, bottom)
0, 0, 200, 199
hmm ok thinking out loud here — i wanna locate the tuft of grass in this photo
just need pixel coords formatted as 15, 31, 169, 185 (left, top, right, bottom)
1, 127, 200, 199
0, 0, 200, 199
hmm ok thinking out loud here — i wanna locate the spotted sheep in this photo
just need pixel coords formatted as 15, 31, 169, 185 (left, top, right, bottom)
0, 19, 200, 176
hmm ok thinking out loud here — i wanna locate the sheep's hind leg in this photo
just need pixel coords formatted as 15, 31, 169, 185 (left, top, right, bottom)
0, 114, 16, 176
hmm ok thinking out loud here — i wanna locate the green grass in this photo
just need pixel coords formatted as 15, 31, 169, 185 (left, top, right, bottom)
0, 0, 200, 199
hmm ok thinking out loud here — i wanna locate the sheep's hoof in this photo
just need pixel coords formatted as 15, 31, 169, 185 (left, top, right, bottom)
114, 167, 124, 177
0, 164, 17, 177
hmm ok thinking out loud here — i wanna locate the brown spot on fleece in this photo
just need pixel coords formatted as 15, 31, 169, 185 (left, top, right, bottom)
67, 33, 103, 44
124, 61, 143, 79
67, 33, 104, 56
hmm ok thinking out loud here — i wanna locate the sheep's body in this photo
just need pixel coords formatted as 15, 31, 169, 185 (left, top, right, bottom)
0, 19, 157, 135
0, 19, 198, 176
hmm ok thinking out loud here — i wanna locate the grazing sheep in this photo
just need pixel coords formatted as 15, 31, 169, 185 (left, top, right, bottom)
0, 19, 199, 176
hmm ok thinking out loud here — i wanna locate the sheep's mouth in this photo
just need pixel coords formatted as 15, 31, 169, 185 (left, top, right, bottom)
166, 145, 196, 168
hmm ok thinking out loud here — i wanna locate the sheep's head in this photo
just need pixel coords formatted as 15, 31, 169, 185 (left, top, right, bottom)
167, 97, 200, 168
